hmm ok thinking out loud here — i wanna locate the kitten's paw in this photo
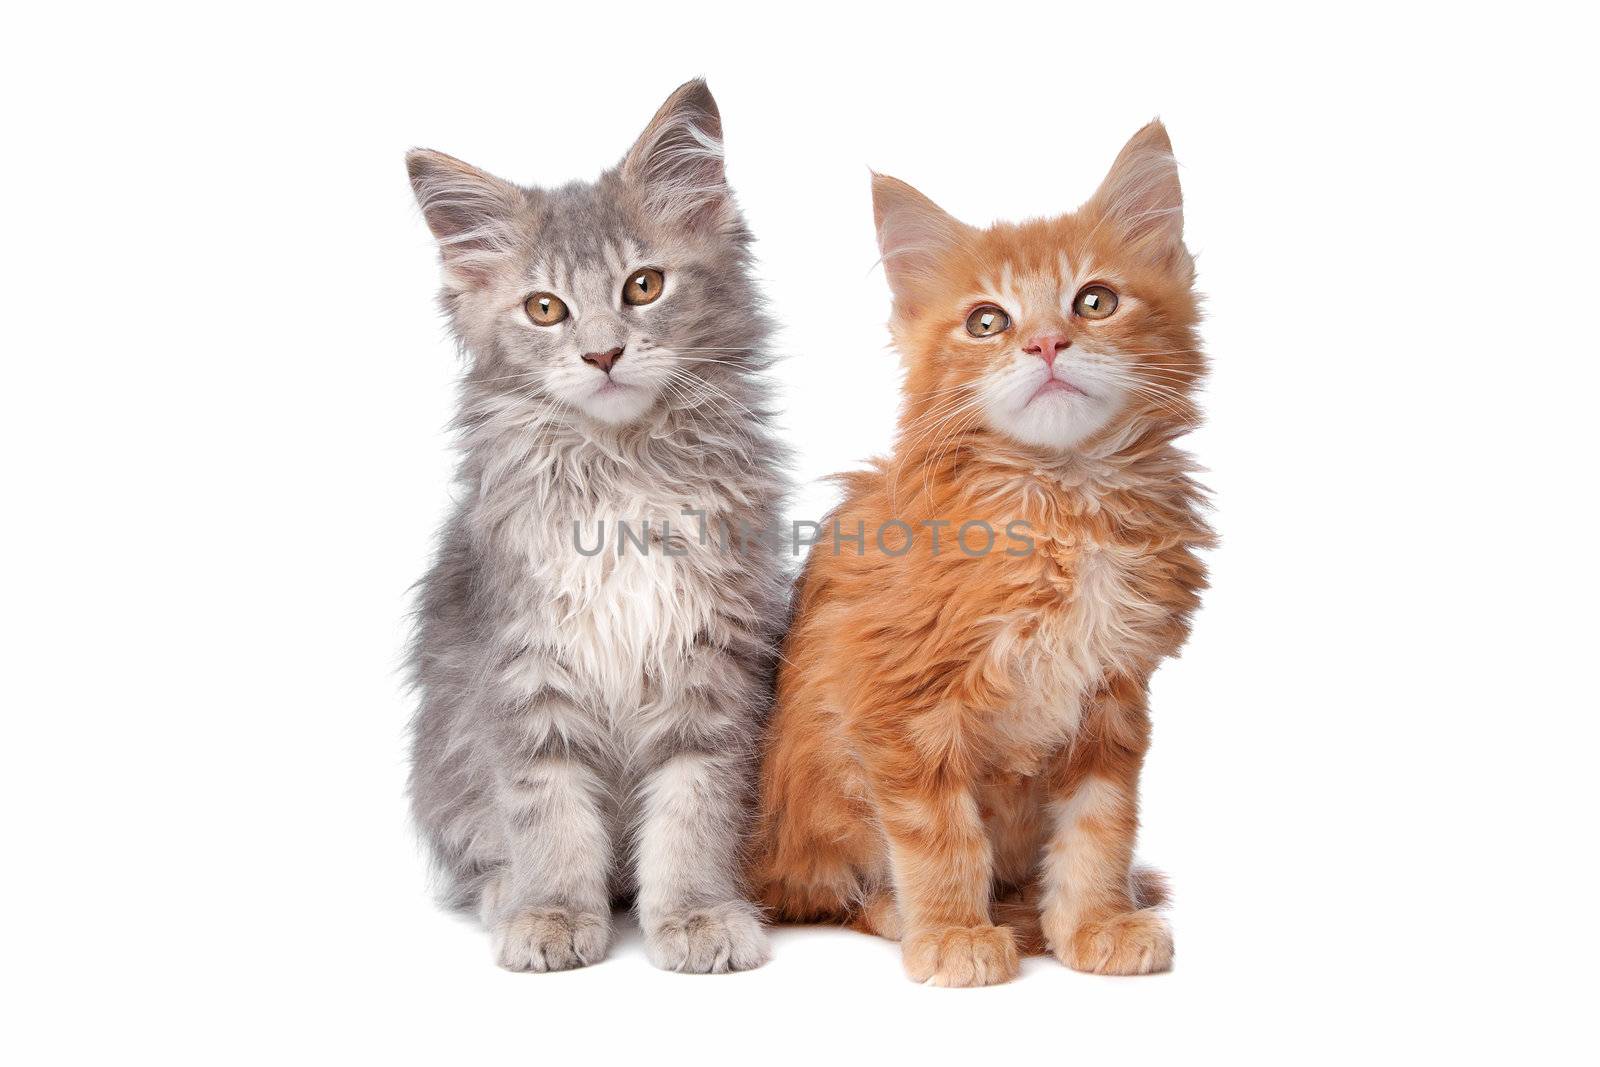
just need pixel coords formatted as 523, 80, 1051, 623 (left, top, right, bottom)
903, 924, 1020, 987
492, 907, 611, 972
643, 900, 770, 974
1053, 908, 1173, 976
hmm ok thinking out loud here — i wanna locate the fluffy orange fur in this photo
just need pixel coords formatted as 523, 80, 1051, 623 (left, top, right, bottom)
751, 123, 1212, 986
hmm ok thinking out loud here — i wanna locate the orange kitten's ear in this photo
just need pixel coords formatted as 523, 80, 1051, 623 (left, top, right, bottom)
872, 173, 976, 318
623, 78, 729, 230
1087, 121, 1186, 266
406, 149, 526, 287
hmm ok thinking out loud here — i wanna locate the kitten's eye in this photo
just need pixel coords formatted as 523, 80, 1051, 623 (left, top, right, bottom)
965, 305, 1011, 338
623, 268, 665, 306
525, 293, 568, 326
1073, 285, 1119, 320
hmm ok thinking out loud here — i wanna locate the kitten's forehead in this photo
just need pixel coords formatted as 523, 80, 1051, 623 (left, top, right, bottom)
975, 251, 1098, 319
521, 179, 646, 291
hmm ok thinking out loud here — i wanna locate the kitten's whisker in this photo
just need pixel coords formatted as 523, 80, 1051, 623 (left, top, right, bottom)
889, 399, 971, 512
920, 408, 985, 512
659, 373, 759, 427
893, 396, 988, 466
660, 368, 759, 419
897, 398, 981, 441
471, 370, 547, 385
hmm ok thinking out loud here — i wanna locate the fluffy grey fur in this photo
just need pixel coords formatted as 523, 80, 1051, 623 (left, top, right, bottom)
405, 81, 789, 973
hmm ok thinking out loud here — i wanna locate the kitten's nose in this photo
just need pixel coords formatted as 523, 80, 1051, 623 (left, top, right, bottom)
581, 346, 624, 373
1024, 334, 1070, 367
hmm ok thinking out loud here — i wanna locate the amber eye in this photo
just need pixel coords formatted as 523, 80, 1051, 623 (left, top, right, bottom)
525, 293, 568, 326
1073, 285, 1119, 320
623, 267, 665, 306
965, 305, 1011, 338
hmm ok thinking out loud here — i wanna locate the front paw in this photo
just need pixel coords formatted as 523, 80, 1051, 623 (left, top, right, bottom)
1052, 909, 1173, 975
903, 924, 1020, 987
492, 907, 611, 972
643, 900, 770, 974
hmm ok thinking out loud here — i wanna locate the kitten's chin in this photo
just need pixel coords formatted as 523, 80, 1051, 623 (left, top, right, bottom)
983, 389, 1120, 452
574, 382, 656, 426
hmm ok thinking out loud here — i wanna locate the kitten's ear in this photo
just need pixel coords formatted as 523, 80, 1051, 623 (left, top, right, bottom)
622, 78, 728, 229
1087, 121, 1186, 264
406, 148, 525, 286
872, 173, 975, 318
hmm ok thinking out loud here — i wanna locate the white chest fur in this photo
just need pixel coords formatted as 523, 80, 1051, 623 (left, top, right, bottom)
555, 516, 722, 706
493, 495, 730, 711
996, 538, 1169, 769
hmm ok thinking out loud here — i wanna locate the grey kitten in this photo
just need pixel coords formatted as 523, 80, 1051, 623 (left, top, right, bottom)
405, 80, 790, 973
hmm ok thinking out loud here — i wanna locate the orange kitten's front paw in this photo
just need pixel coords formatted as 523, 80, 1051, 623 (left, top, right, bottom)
903, 924, 1020, 987
1053, 909, 1173, 975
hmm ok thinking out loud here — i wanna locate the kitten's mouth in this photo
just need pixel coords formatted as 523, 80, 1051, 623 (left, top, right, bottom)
1028, 377, 1085, 404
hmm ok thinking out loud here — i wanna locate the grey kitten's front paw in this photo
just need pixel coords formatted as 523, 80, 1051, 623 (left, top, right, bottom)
643, 900, 769, 974
493, 907, 611, 972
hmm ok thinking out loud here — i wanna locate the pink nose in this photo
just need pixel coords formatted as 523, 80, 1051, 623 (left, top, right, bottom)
582, 346, 624, 373
1025, 334, 1070, 367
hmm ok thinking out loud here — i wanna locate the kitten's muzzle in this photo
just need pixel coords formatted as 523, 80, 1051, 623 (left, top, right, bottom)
582, 346, 624, 374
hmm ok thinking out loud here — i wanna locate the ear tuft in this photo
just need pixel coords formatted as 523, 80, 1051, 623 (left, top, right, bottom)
623, 79, 728, 229
406, 149, 525, 285
1087, 121, 1185, 262
871, 173, 974, 317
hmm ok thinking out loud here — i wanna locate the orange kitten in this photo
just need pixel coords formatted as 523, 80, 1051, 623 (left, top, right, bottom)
752, 123, 1211, 986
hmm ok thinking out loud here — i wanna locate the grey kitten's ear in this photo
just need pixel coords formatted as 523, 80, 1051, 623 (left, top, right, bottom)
1086, 121, 1186, 265
871, 173, 976, 318
622, 79, 728, 229
406, 149, 525, 285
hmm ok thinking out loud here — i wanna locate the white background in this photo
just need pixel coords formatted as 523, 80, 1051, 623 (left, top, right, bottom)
6, 2, 1596, 1063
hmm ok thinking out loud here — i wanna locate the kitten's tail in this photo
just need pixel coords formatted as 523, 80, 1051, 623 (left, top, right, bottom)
1131, 864, 1171, 910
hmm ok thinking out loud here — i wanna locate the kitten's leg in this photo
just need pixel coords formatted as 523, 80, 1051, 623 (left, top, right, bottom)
751, 688, 879, 925
483, 719, 614, 972
634, 745, 769, 974
870, 758, 1020, 987
1039, 680, 1172, 975
853, 886, 903, 941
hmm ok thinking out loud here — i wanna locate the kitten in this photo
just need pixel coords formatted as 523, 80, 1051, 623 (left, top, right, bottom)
752, 123, 1211, 986
406, 80, 788, 973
